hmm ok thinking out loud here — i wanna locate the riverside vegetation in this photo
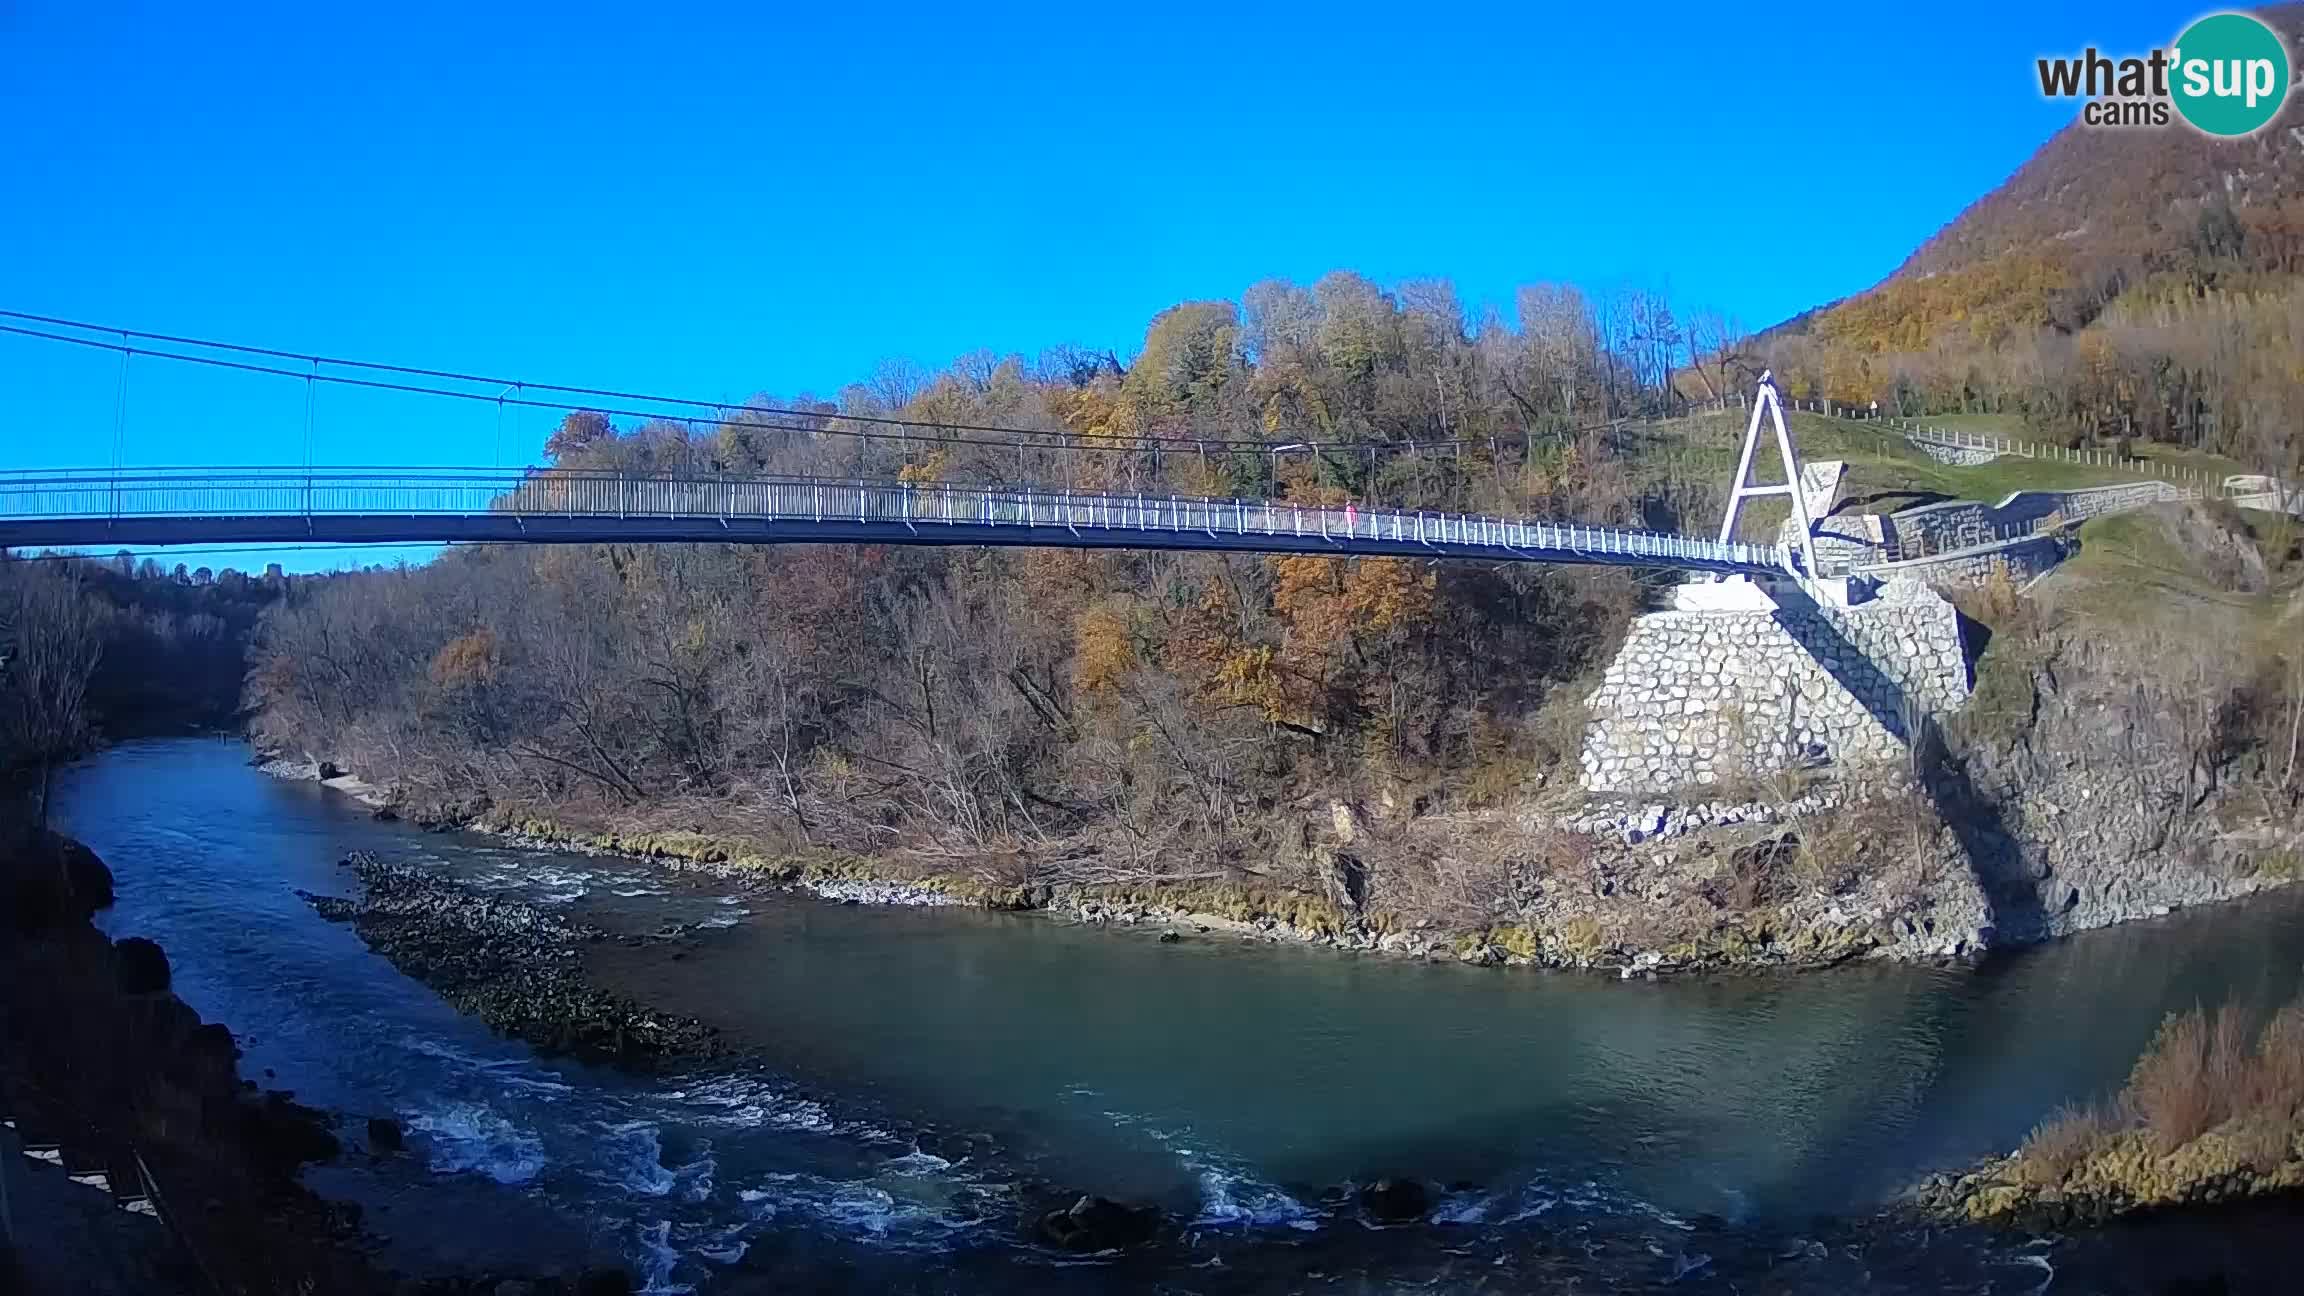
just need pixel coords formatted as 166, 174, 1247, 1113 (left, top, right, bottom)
1919, 988, 2304, 1229
234, 284, 2304, 977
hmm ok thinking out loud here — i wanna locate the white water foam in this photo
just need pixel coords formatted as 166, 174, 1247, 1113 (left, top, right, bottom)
743, 1174, 985, 1252
588, 1122, 679, 1195
658, 1073, 893, 1141
694, 1237, 748, 1265
399, 1036, 576, 1096
674, 1216, 753, 1267
1433, 1176, 1691, 1232
1191, 1167, 1321, 1231
407, 1102, 548, 1184
1096, 1110, 1321, 1233
879, 1149, 956, 1176
1432, 1182, 1560, 1226
633, 1219, 692, 1295
582, 1120, 719, 1203
450, 857, 597, 904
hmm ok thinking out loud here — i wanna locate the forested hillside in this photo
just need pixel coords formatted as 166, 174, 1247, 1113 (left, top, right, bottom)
243, 51, 2304, 902
249, 273, 1735, 886
1759, 3, 2304, 469
2, 557, 281, 816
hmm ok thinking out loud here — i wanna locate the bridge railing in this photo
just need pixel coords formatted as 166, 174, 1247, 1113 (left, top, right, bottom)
0, 468, 1778, 572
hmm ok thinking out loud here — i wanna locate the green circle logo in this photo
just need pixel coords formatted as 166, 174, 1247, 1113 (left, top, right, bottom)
2170, 12, 2291, 136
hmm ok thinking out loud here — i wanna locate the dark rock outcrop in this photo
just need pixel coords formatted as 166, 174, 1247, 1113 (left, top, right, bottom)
1950, 627, 2300, 944
1359, 1176, 1431, 1224
1034, 1194, 1160, 1252
114, 935, 171, 994
0, 832, 376, 1294
2, 831, 115, 933
367, 1115, 406, 1154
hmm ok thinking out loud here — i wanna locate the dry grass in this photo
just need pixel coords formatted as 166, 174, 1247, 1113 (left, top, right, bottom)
1785, 785, 1946, 897
2000, 988, 2304, 1202
2013, 1104, 2117, 1187
1957, 561, 2030, 629
2124, 1004, 2255, 1152
2248, 1000, 2304, 1121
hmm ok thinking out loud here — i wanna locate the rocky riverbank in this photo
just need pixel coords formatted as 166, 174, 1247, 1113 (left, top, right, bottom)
305, 852, 726, 1069
251, 753, 2020, 976
0, 826, 638, 1296
439, 790, 1995, 975
259, 671, 2298, 983
1910, 1140, 2304, 1233
1909, 988, 2304, 1236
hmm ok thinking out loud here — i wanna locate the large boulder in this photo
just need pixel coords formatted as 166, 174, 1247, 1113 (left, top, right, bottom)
366, 1116, 406, 1154
56, 835, 116, 911
1, 832, 116, 932
1358, 1176, 1431, 1224
1035, 1195, 1159, 1252
116, 936, 172, 994
237, 1092, 342, 1177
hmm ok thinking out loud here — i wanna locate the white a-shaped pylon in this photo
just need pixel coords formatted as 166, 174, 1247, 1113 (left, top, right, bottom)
1715, 371, 1817, 575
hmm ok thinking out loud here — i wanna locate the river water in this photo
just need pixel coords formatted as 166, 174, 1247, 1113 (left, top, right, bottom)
53, 738, 2304, 1293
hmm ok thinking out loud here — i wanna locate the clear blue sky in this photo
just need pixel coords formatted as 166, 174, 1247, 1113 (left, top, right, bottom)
0, 0, 2189, 568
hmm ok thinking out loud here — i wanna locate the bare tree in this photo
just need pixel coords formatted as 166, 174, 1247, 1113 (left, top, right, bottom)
0, 563, 105, 825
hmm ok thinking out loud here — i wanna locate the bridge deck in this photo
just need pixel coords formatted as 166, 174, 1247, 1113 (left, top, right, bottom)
0, 470, 1781, 573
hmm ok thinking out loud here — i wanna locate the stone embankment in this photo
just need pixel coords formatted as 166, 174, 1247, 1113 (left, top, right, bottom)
306, 852, 724, 1069
1558, 789, 1849, 842
1579, 577, 1969, 794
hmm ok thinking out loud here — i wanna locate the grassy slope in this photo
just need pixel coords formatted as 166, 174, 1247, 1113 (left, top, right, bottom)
1635, 411, 2153, 543
2040, 506, 2302, 628
1880, 413, 2250, 482
1956, 504, 2304, 749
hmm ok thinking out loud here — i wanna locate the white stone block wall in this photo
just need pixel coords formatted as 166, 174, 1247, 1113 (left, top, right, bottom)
1888, 481, 2189, 552
2229, 487, 2304, 517
1579, 579, 1971, 793
1859, 535, 2065, 589
1911, 440, 2000, 467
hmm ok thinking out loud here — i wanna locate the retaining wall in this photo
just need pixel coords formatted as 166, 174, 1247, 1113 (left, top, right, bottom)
1886, 481, 2190, 552
1580, 578, 1971, 793
1857, 534, 2067, 588
1911, 440, 1999, 467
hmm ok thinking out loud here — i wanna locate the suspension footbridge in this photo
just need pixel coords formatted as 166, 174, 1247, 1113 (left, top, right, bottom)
0, 467, 1782, 573
0, 314, 1796, 576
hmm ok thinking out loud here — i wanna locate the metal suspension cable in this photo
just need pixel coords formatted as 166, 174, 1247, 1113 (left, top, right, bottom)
0, 321, 1136, 456
0, 308, 1686, 459
0, 309, 1335, 452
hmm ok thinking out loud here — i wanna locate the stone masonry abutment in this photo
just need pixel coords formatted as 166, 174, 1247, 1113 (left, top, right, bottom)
1579, 577, 1971, 794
